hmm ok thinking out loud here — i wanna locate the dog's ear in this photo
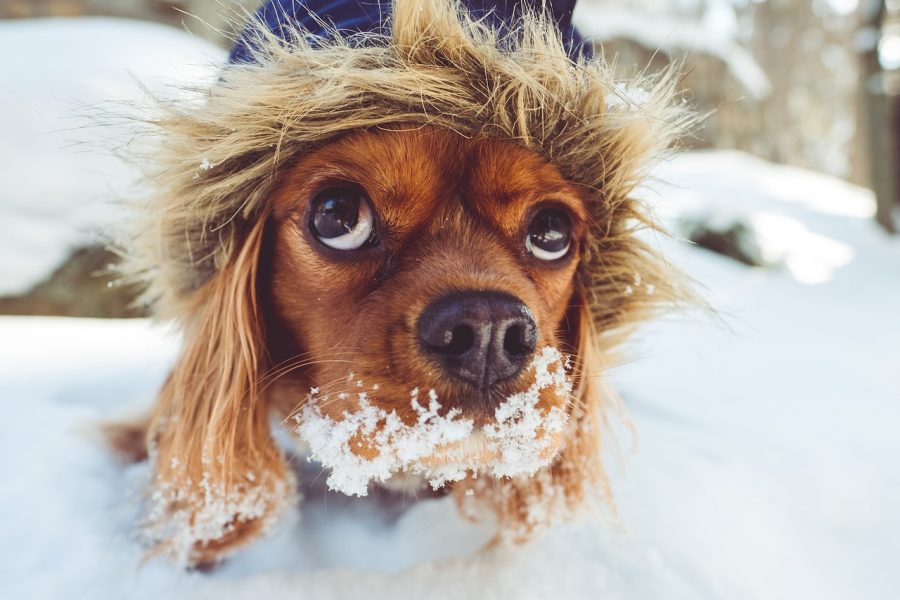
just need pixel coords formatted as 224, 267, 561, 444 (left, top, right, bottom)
143, 217, 294, 567
551, 292, 614, 513
458, 292, 613, 540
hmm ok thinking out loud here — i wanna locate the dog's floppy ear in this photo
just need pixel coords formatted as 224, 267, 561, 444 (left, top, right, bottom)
550, 291, 612, 509
143, 217, 293, 567
458, 291, 612, 540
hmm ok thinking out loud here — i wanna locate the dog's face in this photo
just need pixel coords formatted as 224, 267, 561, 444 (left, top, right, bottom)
265, 125, 588, 479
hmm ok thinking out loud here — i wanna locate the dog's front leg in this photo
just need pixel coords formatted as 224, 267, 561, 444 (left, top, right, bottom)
145, 398, 296, 568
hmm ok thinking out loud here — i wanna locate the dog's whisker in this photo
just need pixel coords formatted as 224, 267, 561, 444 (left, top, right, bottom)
279, 372, 379, 424
268, 347, 358, 366
256, 353, 360, 389
258, 357, 357, 389
261, 350, 358, 380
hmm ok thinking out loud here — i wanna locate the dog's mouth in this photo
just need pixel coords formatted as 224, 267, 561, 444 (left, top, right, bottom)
293, 346, 573, 496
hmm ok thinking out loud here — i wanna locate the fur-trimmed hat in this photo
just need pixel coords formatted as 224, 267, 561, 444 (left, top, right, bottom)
125, 0, 691, 347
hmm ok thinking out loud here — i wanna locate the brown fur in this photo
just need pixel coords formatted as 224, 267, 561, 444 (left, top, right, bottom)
111, 0, 694, 566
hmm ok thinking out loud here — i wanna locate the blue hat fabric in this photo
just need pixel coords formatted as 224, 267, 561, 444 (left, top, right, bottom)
228, 0, 588, 64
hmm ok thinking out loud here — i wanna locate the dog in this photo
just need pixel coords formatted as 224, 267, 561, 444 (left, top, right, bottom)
109, 0, 691, 567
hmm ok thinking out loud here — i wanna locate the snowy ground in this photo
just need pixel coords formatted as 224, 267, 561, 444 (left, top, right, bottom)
3, 157, 898, 600
2, 17, 900, 600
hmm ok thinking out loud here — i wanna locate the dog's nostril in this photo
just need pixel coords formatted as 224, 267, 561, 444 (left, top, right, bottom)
434, 324, 475, 356
503, 323, 528, 356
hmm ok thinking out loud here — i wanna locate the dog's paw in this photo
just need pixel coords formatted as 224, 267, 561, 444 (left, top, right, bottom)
178, 516, 268, 570
144, 471, 297, 568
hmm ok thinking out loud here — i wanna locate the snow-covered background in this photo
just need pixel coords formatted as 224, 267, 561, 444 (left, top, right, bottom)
1, 16, 899, 600
0, 18, 221, 297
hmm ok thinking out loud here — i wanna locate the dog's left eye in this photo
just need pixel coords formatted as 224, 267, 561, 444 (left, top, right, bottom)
526, 207, 572, 261
309, 187, 376, 250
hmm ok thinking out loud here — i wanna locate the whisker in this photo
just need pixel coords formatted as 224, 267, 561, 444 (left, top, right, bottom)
258, 358, 357, 396
258, 350, 357, 387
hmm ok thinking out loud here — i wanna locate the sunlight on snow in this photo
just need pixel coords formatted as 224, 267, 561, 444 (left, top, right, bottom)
750, 212, 855, 284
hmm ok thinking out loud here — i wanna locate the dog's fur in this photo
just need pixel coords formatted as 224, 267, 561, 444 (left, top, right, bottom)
112, 0, 693, 567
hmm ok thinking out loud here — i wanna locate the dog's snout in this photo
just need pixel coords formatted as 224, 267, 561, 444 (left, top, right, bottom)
418, 291, 538, 392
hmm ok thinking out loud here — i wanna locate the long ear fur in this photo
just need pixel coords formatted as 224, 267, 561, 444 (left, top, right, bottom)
457, 294, 613, 540
143, 217, 294, 567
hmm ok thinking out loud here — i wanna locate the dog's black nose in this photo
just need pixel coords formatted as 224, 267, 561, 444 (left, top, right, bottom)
418, 291, 538, 391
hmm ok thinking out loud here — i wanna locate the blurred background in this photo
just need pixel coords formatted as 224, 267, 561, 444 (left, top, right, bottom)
1, 2, 898, 599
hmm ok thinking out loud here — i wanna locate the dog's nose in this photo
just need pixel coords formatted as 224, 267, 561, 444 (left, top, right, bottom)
418, 291, 538, 391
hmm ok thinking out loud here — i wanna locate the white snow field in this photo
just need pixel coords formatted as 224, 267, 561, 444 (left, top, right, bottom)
0, 18, 224, 296
2, 16, 899, 600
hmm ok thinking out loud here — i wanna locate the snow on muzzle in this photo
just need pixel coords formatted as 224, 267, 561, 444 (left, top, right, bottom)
295, 346, 573, 496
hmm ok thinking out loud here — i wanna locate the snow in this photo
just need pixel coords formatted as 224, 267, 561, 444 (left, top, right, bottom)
2, 148, 898, 598
573, 0, 772, 99
298, 347, 571, 496
298, 388, 476, 496
644, 150, 880, 283
0, 18, 224, 296
604, 82, 653, 111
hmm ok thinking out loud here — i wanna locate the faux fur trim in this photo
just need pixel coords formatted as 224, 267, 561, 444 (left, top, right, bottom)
121, 0, 693, 346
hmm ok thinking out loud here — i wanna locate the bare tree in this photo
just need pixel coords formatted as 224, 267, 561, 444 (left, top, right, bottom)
860, 0, 898, 233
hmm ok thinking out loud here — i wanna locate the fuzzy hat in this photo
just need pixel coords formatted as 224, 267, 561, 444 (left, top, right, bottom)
126, 0, 692, 348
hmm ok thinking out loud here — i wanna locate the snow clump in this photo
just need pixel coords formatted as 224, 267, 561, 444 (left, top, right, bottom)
296, 347, 572, 496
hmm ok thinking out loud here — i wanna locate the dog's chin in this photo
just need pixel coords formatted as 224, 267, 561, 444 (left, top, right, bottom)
368, 434, 499, 492
412, 430, 563, 467
375, 431, 565, 493
416, 431, 496, 466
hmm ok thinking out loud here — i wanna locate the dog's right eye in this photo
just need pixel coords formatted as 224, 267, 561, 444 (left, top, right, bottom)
309, 187, 377, 250
526, 207, 572, 261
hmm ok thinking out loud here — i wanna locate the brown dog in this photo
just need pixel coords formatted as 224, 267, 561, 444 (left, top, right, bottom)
111, 0, 691, 567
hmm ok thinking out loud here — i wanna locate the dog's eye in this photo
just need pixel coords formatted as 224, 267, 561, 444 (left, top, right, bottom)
309, 187, 376, 250
526, 208, 572, 261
